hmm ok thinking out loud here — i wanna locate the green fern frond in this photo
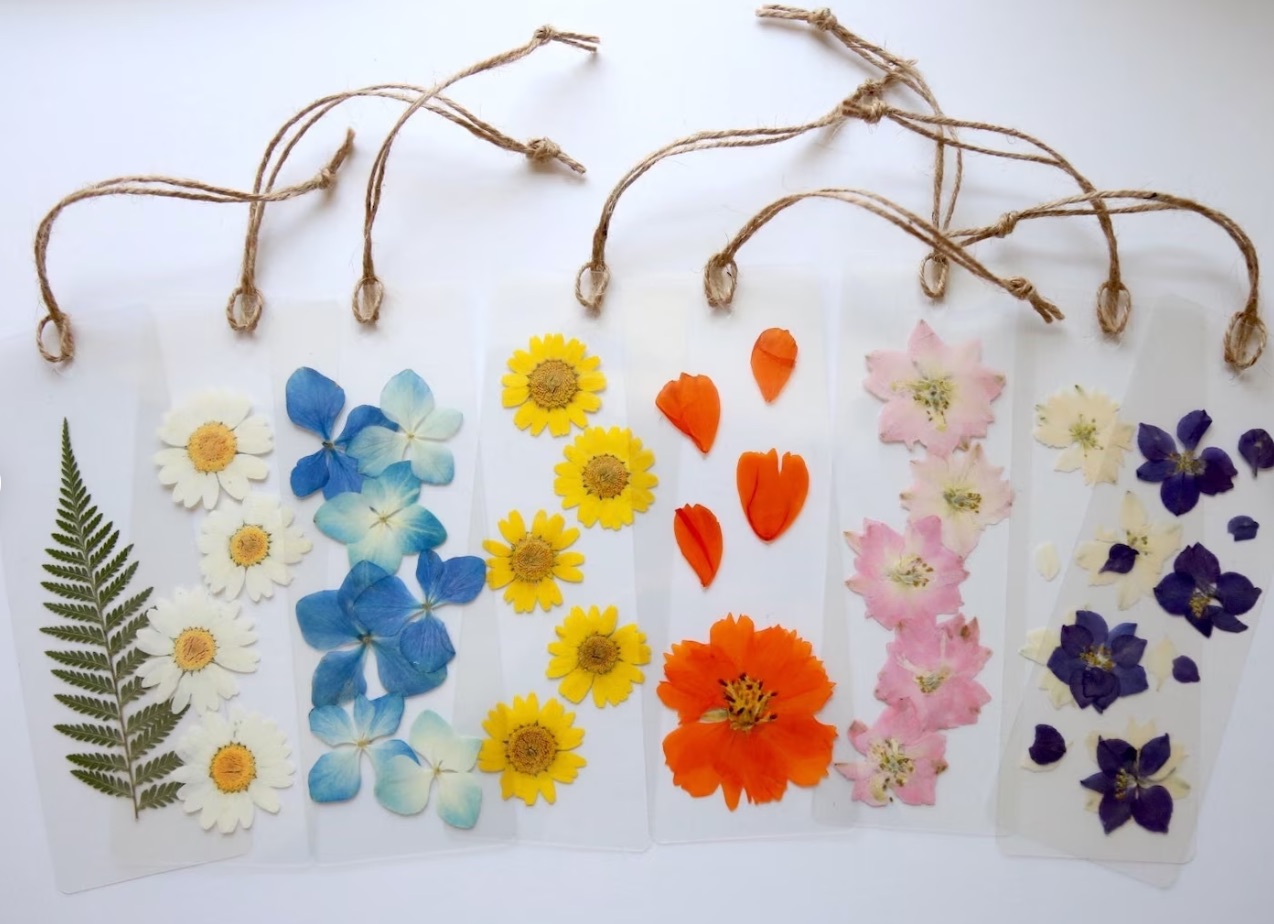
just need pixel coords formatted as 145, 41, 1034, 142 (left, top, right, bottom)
43, 419, 185, 818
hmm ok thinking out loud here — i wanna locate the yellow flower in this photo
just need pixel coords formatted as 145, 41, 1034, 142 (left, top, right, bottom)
554, 426, 657, 530
478, 693, 586, 805
483, 509, 584, 613
547, 605, 651, 708
502, 334, 605, 437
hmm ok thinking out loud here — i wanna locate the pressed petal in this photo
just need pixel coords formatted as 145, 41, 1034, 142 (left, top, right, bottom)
1059, 623, 1095, 657
324, 451, 364, 498
1131, 784, 1173, 833
1028, 724, 1066, 765
1161, 473, 1200, 516
1228, 515, 1260, 541
1153, 571, 1197, 616
1171, 656, 1200, 683
1099, 792, 1134, 833
290, 450, 332, 498
435, 771, 482, 829
1209, 609, 1248, 633
751, 328, 798, 402
1238, 428, 1274, 476
285, 368, 343, 439
1101, 543, 1138, 575
307, 747, 363, 802
374, 641, 447, 698
656, 373, 720, 453
378, 369, 435, 429
1137, 423, 1176, 462
1215, 571, 1261, 615
417, 551, 486, 607
398, 615, 455, 673
409, 710, 481, 772
362, 693, 406, 741
737, 449, 809, 542
1176, 409, 1212, 451
1176, 543, 1221, 586
351, 572, 419, 638
296, 590, 360, 650
335, 404, 395, 448
348, 426, 409, 477
315, 493, 378, 544
1109, 632, 1147, 668
311, 647, 368, 706
406, 441, 456, 486
373, 753, 433, 815
1198, 447, 1238, 495
1136, 459, 1174, 483
308, 703, 357, 747
1080, 771, 1114, 794
1096, 737, 1135, 776
673, 503, 724, 587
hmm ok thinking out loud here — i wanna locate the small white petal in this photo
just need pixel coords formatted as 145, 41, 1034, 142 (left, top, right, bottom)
1034, 541, 1060, 581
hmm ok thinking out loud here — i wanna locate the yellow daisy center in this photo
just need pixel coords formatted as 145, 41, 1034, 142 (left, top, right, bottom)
888, 554, 933, 589
186, 422, 238, 473
942, 485, 982, 513
173, 627, 216, 671
576, 634, 620, 674
719, 673, 776, 732
581, 454, 629, 500
869, 738, 915, 786
527, 359, 580, 410
210, 743, 257, 793
228, 525, 271, 567
509, 536, 554, 583
506, 724, 558, 775
914, 668, 950, 694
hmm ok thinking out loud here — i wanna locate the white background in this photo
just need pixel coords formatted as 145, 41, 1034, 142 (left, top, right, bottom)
2, 0, 1272, 919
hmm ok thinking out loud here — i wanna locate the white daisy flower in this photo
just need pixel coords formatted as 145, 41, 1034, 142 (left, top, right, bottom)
154, 390, 273, 510
1034, 385, 1133, 485
172, 709, 295, 834
198, 494, 311, 601
136, 587, 260, 713
1074, 491, 1182, 609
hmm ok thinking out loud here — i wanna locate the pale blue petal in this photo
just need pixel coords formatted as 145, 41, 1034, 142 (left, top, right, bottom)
296, 590, 359, 650
417, 406, 463, 440
311, 647, 368, 706
349, 426, 408, 477
290, 449, 332, 498
351, 694, 375, 738
286, 367, 344, 439
315, 493, 377, 544
380, 369, 435, 430
308, 747, 363, 802
366, 738, 417, 777
399, 615, 455, 673
323, 451, 364, 498
407, 441, 456, 486
372, 753, 433, 816
362, 694, 405, 741
417, 553, 485, 608
393, 505, 447, 556
408, 710, 482, 772
366, 461, 422, 511
348, 525, 409, 573
436, 772, 482, 829
374, 640, 447, 697
335, 404, 395, 448
308, 703, 357, 746
353, 572, 419, 637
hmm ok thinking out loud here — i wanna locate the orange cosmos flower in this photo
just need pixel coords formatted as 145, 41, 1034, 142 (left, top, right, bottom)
657, 614, 836, 810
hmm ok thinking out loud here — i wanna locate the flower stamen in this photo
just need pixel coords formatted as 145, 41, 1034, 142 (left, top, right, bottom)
509, 536, 555, 583
887, 554, 933, 589
505, 724, 557, 775
527, 359, 580, 410
904, 375, 955, 426
942, 485, 983, 513
210, 743, 257, 793
228, 525, 271, 567
715, 673, 777, 732
580, 453, 629, 500
186, 422, 238, 473
576, 634, 620, 674
173, 627, 217, 671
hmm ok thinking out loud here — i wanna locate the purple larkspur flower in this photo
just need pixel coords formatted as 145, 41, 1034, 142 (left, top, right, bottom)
1136, 410, 1236, 515
1046, 610, 1147, 713
1153, 543, 1261, 637
1081, 734, 1175, 834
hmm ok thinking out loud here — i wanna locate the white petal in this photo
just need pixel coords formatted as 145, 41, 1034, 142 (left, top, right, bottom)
1145, 637, 1177, 691
233, 415, 274, 455
1034, 542, 1060, 581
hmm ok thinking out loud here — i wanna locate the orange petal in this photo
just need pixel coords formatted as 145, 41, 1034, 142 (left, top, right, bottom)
655, 373, 721, 454
750, 328, 798, 403
737, 449, 809, 541
673, 504, 724, 587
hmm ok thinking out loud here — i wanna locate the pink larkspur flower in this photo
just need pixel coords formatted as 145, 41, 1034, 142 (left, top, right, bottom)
845, 517, 968, 629
864, 321, 1005, 457
834, 703, 948, 806
901, 444, 1013, 557
875, 613, 992, 730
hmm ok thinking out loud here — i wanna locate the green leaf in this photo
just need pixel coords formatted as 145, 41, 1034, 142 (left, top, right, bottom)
50, 669, 115, 696
109, 613, 147, 655
39, 580, 96, 604
98, 561, 139, 609
115, 647, 147, 681
71, 769, 133, 799
54, 722, 123, 747
45, 648, 111, 672
104, 588, 152, 631
134, 752, 183, 786
45, 546, 85, 565
118, 677, 146, 708
138, 780, 183, 811
43, 600, 101, 624
89, 531, 120, 570
54, 693, 121, 722
42, 562, 91, 583
66, 752, 129, 773
96, 545, 130, 586
40, 624, 106, 646
129, 704, 186, 758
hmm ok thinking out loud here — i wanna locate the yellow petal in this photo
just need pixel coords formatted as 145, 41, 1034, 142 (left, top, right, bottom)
486, 562, 514, 590
501, 386, 529, 408
548, 409, 571, 437
482, 539, 512, 558
535, 774, 557, 804
514, 402, 545, 434
536, 579, 563, 611
508, 350, 535, 375
512, 770, 541, 805
557, 668, 593, 703
554, 527, 580, 551
596, 605, 619, 635
548, 749, 586, 783
576, 372, 605, 393
546, 654, 577, 679
500, 511, 526, 544
553, 565, 584, 583
506, 583, 536, 613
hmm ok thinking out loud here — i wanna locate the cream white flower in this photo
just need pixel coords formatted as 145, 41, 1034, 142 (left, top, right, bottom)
154, 390, 273, 510
1075, 491, 1182, 609
1082, 717, 1190, 816
1034, 385, 1133, 485
198, 494, 311, 601
172, 709, 294, 834
1020, 626, 1075, 708
136, 587, 259, 713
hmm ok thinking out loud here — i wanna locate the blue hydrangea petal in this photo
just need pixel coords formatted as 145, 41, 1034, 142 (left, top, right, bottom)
416, 406, 463, 441
373, 640, 448, 698
286, 367, 344, 439
311, 647, 369, 706
1114, 664, 1148, 697
417, 552, 486, 607
1198, 447, 1237, 495
296, 589, 359, 650
308, 747, 363, 803
1176, 543, 1221, 586
315, 493, 378, 544
1131, 785, 1173, 833
353, 573, 419, 637
349, 426, 409, 477
1153, 571, 1198, 616
1109, 632, 1146, 668
1176, 410, 1212, 451
1138, 734, 1172, 777
1099, 791, 1134, 833
1171, 655, 1200, 683
399, 615, 456, 673
291, 449, 332, 498
1028, 724, 1066, 766
1074, 610, 1109, 644
308, 703, 357, 747
1136, 459, 1174, 483
406, 441, 456, 486
1138, 423, 1177, 462
348, 526, 412, 573
373, 753, 433, 816
392, 506, 448, 557
380, 370, 435, 430
1161, 472, 1200, 516
351, 694, 375, 738
1096, 737, 1136, 776
335, 404, 396, 449
362, 694, 406, 741
408, 710, 482, 772
363, 462, 422, 511
1228, 515, 1260, 541
338, 561, 394, 612
324, 451, 364, 499
436, 771, 482, 829
366, 738, 417, 778
1216, 571, 1261, 616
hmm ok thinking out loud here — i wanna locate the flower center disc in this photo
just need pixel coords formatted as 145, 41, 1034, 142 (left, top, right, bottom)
1188, 591, 1212, 619
888, 554, 934, 589
229, 525, 271, 567
1079, 644, 1115, 672
1070, 416, 1100, 450
907, 375, 954, 422
720, 673, 776, 732
174, 627, 217, 671
914, 668, 950, 694
506, 724, 557, 775
581, 453, 629, 500
576, 634, 620, 674
509, 536, 554, 583
1171, 450, 1205, 476
942, 485, 982, 513
527, 359, 579, 410
210, 743, 257, 793
1113, 768, 1138, 799
870, 737, 916, 785
186, 422, 238, 473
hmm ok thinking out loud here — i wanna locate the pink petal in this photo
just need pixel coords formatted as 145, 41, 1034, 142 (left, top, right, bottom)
863, 348, 916, 401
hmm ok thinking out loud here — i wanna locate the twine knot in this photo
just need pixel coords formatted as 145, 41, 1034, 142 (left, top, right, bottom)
842, 79, 888, 124
1095, 279, 1131, 335
533, 25, 558, 44
352, 275, 385, 324
1006, 276, 1065, 323
525, 137, 562, 163
1224, 307, 1268, 370
225, 286, 264, 332
809, 8, 839, 31
316, 165, 337, 190
703, 253, 738, 308
991, 211, 1021, 238
574, 262, 610, 315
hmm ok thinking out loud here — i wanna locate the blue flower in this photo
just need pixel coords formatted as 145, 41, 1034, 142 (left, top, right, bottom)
349, 370, 463, 486
1046, 610, 1147, 712
1136, 410, 1236, 515
296, 562, 450, 705
1238, 428, 1274, 477
1153, 542, 1261, 637
374, 710, 482, 828
285, 367, 396, 499
307, 693, 416, 803
1081, 734, 1175, 834
314, 461, 446, 572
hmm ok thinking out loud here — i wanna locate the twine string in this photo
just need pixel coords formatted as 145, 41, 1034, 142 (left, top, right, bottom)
34, 134, 355, 365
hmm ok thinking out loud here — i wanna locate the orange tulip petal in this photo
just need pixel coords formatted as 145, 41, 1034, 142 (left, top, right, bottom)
736, 449, 809, 541
673, 504, 723, 587
656, 373, 721, 454
751, 328, 798, 402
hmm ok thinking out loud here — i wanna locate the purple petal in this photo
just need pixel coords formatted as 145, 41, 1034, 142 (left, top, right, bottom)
1183, 606, 1216, 638
1114, 664, 1148, 697
1131, 785, 1173, 834
1060, 623, 1095, 656
1216, 572, 1261, 616
1154, 572, 1197, 617
1107, 621, 1139, 641
1028, 724, 1067, 765
1198, 447, 1237, 495
1209, 610, 1249, 634
1077, 668, 1120, 712
1138, 423, 1177, 462
1237, 428, 1274, 476
1137, 459, 1174, 483
1074, 610, 1109, 644
1176, 410, 1212, 451
1101, 543, 1139, 575
1109, 633, 1146, 668
1099, 792, 1134, 834
1138, 735, 1171, 776
1172, 656, 1200, 683
1047, 647, 1081, 685
1176, 543, 1221, 586
1161, 473, 1200, 516
1081, 771, 1115, 794
1097, 737, 1136, 776
1228, 515, 1260, 542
